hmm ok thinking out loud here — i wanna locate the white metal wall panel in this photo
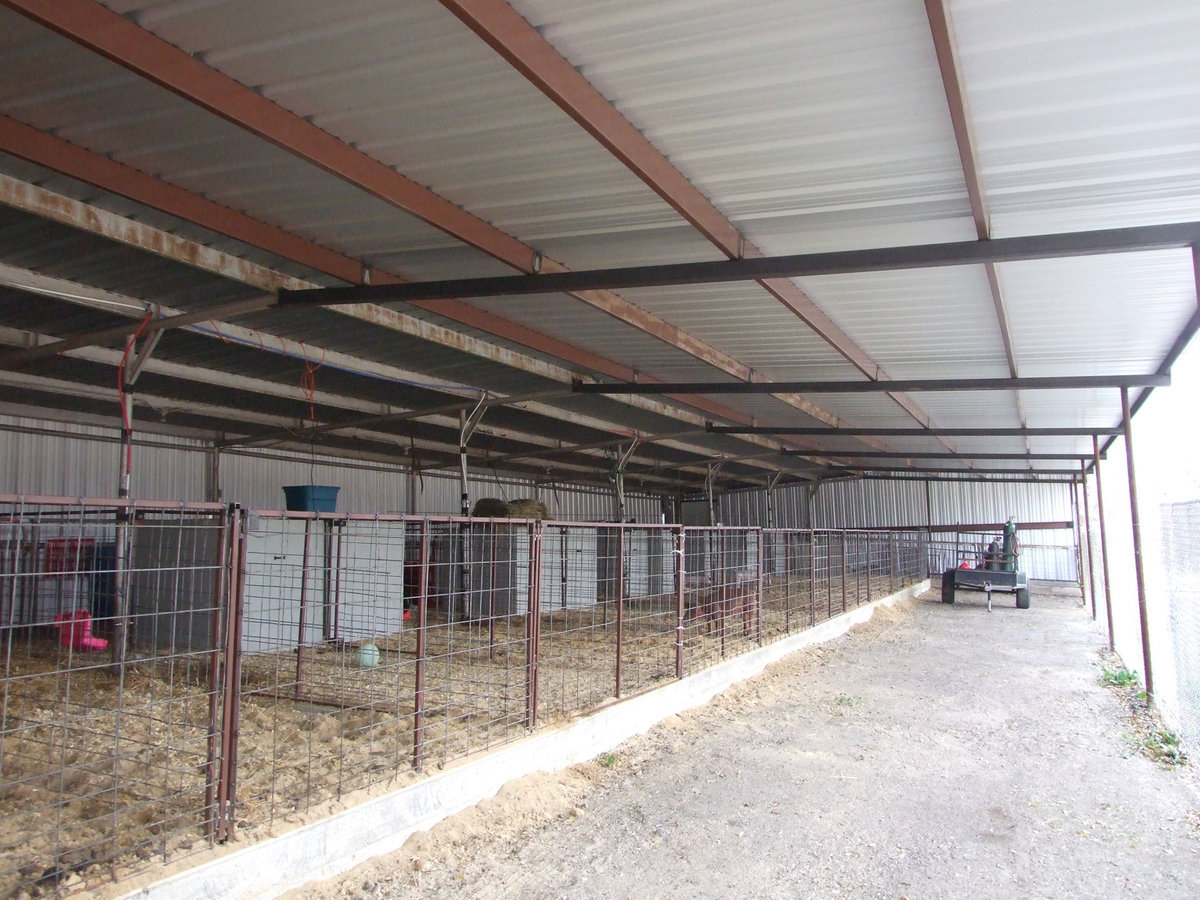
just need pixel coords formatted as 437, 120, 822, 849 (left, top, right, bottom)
0, 417, 206, 499
927, 480, 1073, 529
0, 417, 666, 521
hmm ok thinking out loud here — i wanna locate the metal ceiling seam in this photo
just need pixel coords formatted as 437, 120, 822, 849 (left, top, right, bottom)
1, 0, 849, 434
437, 0, 944, 433
0, 129, 799, 455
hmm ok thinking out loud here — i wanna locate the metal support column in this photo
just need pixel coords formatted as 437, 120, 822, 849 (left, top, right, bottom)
1075, 482, 1094, 609
1080, 462, 1098, 620
1093, 435, 1115, 650
1121, 387, 1154, 700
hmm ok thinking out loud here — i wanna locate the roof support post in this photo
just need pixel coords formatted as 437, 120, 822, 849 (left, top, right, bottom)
1080, 460, 1098, 621
705, 461, 724, 527
1095, 437, 1116, 650
612, 439, 640, 523
1120, 387, 1154, 701
207, 444, 222, 504
1069, 479, 1085, 607
459, 398, 487, 516
765, 472, 782, 529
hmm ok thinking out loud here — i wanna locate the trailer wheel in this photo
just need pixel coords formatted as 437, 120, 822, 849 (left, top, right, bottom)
1015, 587, 1031, 609
941, 570, 955, 604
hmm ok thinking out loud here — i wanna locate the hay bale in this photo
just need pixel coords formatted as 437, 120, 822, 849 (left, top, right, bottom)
505, 498, 548, 520
471, 497, 511, 518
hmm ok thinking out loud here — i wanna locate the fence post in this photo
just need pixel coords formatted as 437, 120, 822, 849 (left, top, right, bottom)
525, 522, 542, 727
784, 533, 791, 632
294, 517, 312, 700
809, 531, 817, 626
865, 532, 872, 602
216, 506, 245, 842
841, 530, 848, 613
675, 527, 685, 679
204, 505, 229, 844
615, 525, 625, 699
412, 519, 429, 771
756, 530, 764, 645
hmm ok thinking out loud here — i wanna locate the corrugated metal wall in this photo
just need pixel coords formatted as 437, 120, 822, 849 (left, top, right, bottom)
718, 477, 1073, 531
716, 477, 1078, 581
0, 417, 663, 522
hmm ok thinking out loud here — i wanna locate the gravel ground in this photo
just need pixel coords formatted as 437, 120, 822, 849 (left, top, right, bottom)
290, 582, 1200, 900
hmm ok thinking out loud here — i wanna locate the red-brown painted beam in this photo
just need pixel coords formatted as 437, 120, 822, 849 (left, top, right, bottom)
2, 0, 845, 429
0, 0, 536, 272
925, 0, 1018, 447
439, 0, 939, 428
0, 114, 778, 435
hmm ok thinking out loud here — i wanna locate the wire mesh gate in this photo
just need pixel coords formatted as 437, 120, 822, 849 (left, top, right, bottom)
0, 498, 928, 896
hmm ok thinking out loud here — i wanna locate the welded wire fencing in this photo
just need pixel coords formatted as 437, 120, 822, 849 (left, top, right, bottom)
926, 532, 1078, 582
0, 496, 928, 897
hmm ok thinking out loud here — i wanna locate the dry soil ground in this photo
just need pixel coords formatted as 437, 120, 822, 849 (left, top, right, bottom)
289, 582, 1200, 899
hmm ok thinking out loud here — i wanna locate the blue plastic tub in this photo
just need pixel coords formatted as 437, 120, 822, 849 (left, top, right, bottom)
282, 485, 340, 512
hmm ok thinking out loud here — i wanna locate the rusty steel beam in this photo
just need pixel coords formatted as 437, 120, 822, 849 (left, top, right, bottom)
781, 449, 1099, 461
278, 222, 1200, 304
577, 374, 1167, 394
0, 0, 534, 270
710, 425, 1121, 437
1121, 386, 1155, 700
1, 2, 850, 432
438, 0, 944, 432
925, 0, 1031, 453
0, 125, 810, 458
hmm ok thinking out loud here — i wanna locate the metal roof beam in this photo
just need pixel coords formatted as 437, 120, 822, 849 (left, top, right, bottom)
781, 450, 1099, 461
0, 156, 808, 461
278, 222, 1200, 306
436, 1, 928, 408
858, 474, 1076, 484
0, 3, 851, 433
576, 375, 1167, 395
836, 465, 1080, 476
925, 0, 1031, 452
710, 425, 1120, 437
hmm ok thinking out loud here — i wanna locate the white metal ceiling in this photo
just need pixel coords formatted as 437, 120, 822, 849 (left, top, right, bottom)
0, 0, 1193, 491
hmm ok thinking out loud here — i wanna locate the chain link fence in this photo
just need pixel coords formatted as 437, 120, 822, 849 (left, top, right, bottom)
1163, 500, 1200, 746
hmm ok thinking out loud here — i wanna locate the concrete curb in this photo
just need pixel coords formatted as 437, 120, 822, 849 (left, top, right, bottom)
124, 579, 928, 900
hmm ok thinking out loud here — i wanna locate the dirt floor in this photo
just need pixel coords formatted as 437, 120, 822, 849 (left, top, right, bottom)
289, 582, 1200, 900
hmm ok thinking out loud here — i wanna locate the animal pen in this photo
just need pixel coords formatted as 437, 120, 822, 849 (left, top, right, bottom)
0, 493, 927, 896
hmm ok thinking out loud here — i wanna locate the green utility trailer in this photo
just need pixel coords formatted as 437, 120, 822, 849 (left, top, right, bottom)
941, 566, 1030, 611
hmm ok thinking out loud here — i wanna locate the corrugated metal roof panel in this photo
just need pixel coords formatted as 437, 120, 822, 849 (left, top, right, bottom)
954, 0, 1200, 235
1002, 250, 1195, 376
800, 267, 1011, 380
619, 282, 862, 381
513, 0, 976, 254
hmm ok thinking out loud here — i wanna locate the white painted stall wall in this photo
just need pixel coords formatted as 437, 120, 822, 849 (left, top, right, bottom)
0, 417, 662, 521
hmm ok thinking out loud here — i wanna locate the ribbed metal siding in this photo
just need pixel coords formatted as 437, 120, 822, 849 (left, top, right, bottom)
719, 476, 1072, 531
0, 416, 206, 499
0, 417, 664, 521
